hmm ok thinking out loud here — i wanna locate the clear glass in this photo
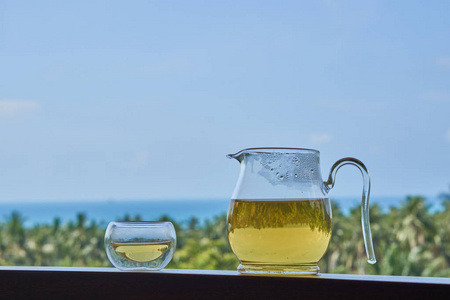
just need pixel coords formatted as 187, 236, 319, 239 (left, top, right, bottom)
104, 221, 176, 271
227, 147, 375, 275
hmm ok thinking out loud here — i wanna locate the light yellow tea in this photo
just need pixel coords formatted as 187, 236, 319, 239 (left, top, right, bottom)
227, 199, 332, 266
112, 241, 171, 263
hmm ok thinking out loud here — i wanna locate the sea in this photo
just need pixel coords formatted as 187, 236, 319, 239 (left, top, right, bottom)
0, 196, 444, 228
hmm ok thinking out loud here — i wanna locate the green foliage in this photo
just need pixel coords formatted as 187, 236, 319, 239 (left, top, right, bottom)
1, 194, 450, 277
320, 195, 450, 277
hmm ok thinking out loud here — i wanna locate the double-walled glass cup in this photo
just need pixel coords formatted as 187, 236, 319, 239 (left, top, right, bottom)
104, 221, 176, 271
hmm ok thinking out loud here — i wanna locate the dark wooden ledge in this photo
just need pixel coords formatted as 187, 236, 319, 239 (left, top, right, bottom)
1, 267, 449, 299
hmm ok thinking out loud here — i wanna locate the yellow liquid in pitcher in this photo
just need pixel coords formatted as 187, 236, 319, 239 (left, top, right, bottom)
227, 199, 332, 265
112, 241, 171, 263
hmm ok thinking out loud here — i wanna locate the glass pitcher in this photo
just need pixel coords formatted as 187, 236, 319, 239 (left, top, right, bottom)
226, 147, 376, 275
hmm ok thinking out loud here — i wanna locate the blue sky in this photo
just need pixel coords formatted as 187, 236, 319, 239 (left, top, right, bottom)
0, 0, 449, 202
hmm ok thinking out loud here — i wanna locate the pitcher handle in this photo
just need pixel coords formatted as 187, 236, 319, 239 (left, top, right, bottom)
324, 157, 376, 264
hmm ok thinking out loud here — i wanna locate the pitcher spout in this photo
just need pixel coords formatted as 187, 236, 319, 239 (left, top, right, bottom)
227, 147, 319, 162
226, 150, 244, 162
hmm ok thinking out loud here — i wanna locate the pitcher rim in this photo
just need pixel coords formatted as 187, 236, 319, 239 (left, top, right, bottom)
227, 147, 319, 159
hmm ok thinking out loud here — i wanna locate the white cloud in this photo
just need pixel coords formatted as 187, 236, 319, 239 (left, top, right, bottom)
446, 129, 450, 142
314, 98, 385, 115
437, 57, 450, 67
122, 150, 151, 170
370, 145, 384, 154
310, 133, 333, 144
0, 100, 39, 115
422, 92, 450, 103
133, 150, 151, 167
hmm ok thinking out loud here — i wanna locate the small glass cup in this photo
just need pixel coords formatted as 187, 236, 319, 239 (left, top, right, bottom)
104, 221, 176, 271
